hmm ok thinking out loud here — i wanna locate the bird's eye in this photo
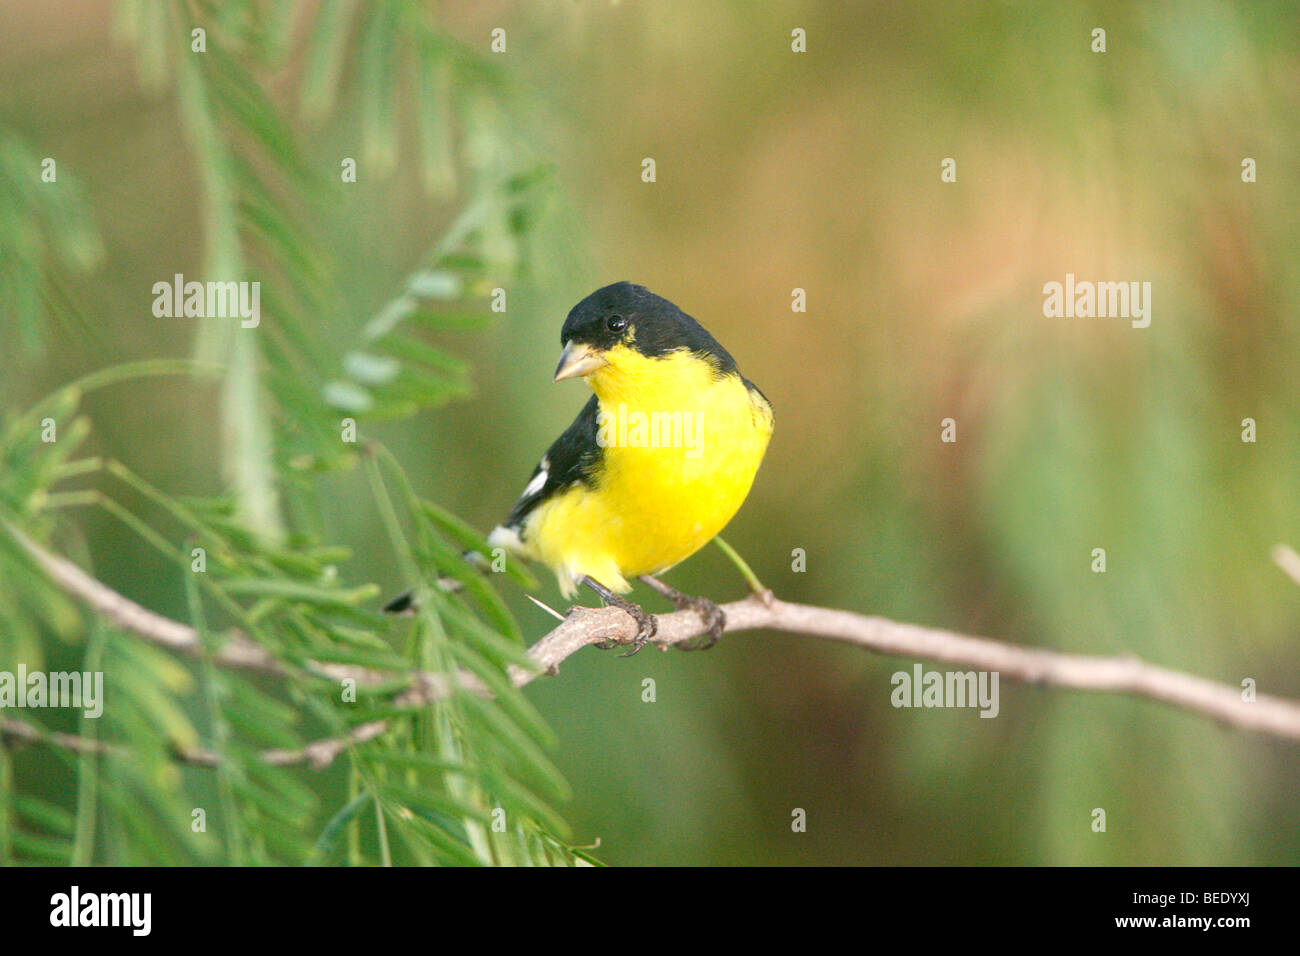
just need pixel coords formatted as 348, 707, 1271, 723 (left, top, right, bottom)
606, 314, 627, 332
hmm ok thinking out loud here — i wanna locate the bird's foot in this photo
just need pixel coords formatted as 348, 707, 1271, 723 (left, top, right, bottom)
639, 575, 726, 650
676, 596, 725, 651
592, 601, 657, 656
583, 577, 658, 656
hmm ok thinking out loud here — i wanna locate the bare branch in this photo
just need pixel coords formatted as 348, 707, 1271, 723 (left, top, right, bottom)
503, 596, 1300, 741
9, 520, 1300, 741
0, 715, 118, 756
0, 715, 388, 771
4, 521, 283, 675
257, 720, 389, 769
1, 519, 485, 699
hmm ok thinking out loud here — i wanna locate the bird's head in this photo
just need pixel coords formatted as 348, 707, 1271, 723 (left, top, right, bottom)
553, 282, 736, 384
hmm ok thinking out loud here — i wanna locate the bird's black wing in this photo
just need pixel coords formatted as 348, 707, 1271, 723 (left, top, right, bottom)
384, 400, 602, 614
502, 394, 604, 530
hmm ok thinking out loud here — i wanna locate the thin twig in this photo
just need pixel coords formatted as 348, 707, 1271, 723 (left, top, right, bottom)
219, 720, 389, 769
0, 715, 388, 771
4, 521, 282, 674
0, 715, 118, 756
8, 521, 1300, 741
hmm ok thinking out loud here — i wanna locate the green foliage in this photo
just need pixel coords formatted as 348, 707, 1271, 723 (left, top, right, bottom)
0, 1, 586, 867
0, 133, 104, 361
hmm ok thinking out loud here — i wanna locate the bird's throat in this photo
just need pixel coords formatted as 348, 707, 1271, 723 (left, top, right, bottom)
585, 346, 719, 409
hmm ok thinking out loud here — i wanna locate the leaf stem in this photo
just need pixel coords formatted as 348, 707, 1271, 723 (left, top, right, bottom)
713, 535, 768, 596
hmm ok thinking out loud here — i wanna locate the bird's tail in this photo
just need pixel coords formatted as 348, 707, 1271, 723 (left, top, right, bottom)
381, 549, 493, 614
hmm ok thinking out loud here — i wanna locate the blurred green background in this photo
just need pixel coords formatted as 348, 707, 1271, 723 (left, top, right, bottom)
2, 0, 1298, 864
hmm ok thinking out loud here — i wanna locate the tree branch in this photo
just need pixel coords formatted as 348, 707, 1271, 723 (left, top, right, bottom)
8, 521, 1300, 742
0, 714, 388, 771
506, 596, 1300, 740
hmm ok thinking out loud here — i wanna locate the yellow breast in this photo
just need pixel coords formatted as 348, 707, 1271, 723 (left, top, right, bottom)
526, 346, 773, 597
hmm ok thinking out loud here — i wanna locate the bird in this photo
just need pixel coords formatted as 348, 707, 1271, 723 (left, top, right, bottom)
390, 281, 774, 655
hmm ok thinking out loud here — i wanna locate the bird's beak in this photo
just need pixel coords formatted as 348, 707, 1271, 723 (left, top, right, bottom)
553, 341, 609, 382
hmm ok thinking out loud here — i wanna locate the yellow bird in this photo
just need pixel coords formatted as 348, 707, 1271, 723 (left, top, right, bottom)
486, 282, 773, 654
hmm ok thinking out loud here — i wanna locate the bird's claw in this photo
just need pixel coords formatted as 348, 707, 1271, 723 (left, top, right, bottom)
677, 597, 725, 651
593, 604, 658, 656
